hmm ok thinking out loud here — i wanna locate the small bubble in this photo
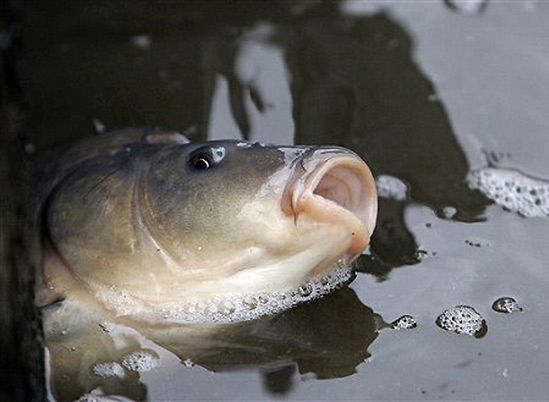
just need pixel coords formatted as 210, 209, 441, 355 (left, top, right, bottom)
298, 284, 313, 297
205, 304, 218, 315
182, 358, 195, 368
492, 297, 522, 314
243, 296, 258, 310
257, 295, 268, 305
391, 315, 417, 329
376, 175, 408, 201
195, 301, 207, 313
218, 300, 236, 315
442, 206, 457, 219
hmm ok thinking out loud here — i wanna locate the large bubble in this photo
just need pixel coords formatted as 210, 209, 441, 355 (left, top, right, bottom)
435, 305, 487, 338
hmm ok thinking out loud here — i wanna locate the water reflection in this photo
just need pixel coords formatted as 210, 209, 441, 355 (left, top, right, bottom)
45, 288, 382, 401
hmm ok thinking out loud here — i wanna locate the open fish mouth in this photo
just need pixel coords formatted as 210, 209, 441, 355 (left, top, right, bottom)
282, 149, 378, 259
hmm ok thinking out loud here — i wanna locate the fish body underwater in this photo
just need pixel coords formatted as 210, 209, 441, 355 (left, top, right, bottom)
36, 128, 377, 326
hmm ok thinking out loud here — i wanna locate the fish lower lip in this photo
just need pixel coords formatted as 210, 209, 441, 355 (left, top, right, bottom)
282, 151, 378, 255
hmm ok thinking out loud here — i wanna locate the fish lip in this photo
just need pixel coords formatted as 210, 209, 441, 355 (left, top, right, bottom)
282, 149, 378, 258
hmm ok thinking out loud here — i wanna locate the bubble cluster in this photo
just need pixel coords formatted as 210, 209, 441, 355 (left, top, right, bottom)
75, 388, 131, 402
391, 315, 417, 330
435, 305, 487, 338
150, 262, 353, 324
182, 358, 195, 368
492, 297, 523, 314
375, 175, 408, 201
236, 141, 252, 148
467, 167, 549, 217
120, 350, 160, 372
91, 362, 125, 379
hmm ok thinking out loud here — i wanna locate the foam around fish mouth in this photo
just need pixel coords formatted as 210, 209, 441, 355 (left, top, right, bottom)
95, 260, 355, 324
283, 151, 377, 258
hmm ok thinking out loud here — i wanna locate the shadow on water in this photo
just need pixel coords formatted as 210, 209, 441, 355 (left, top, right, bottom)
46, 288, 381, 401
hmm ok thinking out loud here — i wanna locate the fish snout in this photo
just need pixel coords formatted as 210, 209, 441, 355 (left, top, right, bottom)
282, 148, 378, 258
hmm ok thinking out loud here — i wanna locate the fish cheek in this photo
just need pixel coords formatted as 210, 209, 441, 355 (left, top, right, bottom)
47, 160, 140, 286
141, 155, 283, 263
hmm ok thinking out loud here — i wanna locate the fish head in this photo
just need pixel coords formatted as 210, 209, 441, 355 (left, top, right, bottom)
139, 140, 377, 299
45, 139, 377, 322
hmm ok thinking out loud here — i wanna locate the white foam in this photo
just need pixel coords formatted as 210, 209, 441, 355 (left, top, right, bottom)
91, 362, 125, 379
467, 167, 549, 218
75, 387, 135, 402
141, 261, 353, 324
375, 175, 408, 201
436, 305, 486, 337
120, 350, 160, 372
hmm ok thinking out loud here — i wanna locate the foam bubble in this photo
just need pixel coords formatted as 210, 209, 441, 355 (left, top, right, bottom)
375, 175, 408, 201
467, 167, 549, 217
76, 387, 134, 402
149, 261, 353, 324
492, 297, 523, 314
391, 315, 417, 330
441, 206, 457, 219
436, 305, 487, 338
182, 358, 195, 368
91, 362, 125, 379
120, 350, 160, 372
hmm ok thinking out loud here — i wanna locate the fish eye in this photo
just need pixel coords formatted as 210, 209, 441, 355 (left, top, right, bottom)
188, 146, 226, 171
190, 154, 213, 170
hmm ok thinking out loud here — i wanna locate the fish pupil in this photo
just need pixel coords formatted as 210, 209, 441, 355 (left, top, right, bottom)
191, 156, 212, 170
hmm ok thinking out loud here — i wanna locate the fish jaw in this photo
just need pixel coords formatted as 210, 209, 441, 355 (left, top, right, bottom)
282, 149, 378, 263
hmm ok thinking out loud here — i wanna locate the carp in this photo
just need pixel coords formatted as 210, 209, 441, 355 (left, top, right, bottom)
37, 128, 377, 324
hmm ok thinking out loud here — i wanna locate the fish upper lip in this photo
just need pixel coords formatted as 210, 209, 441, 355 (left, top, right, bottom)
282, 150, 378, 256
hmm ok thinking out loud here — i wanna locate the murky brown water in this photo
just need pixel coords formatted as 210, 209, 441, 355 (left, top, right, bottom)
22, 1, 549, 400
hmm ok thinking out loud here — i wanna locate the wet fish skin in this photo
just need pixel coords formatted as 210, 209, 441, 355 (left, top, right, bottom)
39, 128, 377, 323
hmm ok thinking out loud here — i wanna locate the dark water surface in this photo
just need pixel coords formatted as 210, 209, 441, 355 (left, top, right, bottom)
23, 1, 549, 400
